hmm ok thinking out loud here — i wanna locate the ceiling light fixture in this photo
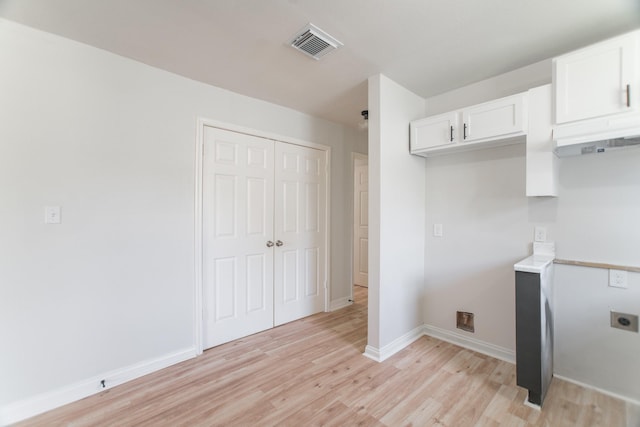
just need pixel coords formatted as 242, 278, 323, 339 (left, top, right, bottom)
359, 110, 368, 130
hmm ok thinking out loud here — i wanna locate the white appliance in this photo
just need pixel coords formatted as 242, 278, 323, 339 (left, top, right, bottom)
553, 114, 640, 157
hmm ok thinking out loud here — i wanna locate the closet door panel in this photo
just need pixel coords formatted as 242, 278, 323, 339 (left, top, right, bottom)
203, 127, 328, 347
203, 127, 275, 349
274, 143, 327, 326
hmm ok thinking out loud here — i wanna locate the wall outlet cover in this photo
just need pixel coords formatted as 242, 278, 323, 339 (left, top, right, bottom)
609, 269, 628, 288
45, 206, 61, 224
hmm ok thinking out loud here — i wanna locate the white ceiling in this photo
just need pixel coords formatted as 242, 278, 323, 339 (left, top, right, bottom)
1, 0, 639, 128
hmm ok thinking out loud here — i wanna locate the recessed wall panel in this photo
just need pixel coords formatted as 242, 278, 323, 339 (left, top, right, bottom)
360, 192, 369, 226
247, 177, 266, 236
283, 250, 298, 302
248, 146, 268, 169
246, 254, 266, 313
215, 141, 237, 165
360, 171, 368, 185
359, 238, 368, 274
215, 257, 236, 321
283, 152, 299, 172
283, 181, 299, 233
305, 248, 319, 297
215, 174, 236, 237
473, 104, 517, 129
306, 157, 320, 176
305, 182, 319, 232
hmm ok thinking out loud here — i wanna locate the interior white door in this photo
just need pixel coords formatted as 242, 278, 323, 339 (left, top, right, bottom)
353, 161, 368, 287
273, 143, 327, 326
203, 126, 275, 349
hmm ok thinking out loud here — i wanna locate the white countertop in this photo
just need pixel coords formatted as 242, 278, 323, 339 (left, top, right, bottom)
514, 255, 555, 274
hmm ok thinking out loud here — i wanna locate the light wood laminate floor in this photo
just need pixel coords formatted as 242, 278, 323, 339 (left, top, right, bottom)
18, 286, 633, 426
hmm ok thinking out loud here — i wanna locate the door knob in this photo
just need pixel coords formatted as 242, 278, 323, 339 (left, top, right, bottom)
276, 240, 283, 247
266, 241, 274, 247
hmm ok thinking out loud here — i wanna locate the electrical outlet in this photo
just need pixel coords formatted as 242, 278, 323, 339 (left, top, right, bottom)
534, 226, 546, 242
609, 269, 628, 288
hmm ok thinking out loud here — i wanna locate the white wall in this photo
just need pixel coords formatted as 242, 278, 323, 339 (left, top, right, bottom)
367, 77, 382, 350
367, 75, 426, 355
554, 151, 640, 266
424, 143, 534, 352
0, 18, 365, 416
423, 62, 552, 354
554, 265, 640, 402
424, 60, 551, 115
421, 61, 640, 402
553, 150, 640, 403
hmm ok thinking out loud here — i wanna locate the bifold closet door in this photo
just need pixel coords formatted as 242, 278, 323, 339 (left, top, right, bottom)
273, 143, 326, 326
203, 127, 275, 349
203, 126, 327, 349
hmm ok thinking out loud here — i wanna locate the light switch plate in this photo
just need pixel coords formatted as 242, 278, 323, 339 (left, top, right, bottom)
45, 206, 61, 224
433, 223, 443, 237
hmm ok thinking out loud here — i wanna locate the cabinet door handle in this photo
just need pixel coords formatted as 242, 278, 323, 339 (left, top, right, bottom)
463, 123, 467, 140
266, 241, 274, 248
276, 240, 283, 247
627, 84, 631, 108
450, 126, 454, 142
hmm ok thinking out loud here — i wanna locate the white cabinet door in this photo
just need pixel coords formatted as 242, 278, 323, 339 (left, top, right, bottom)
203, 127, 275, 349
462, 93, 527, 143
410, 112, 458, 152
274, 143, 327, 326
554, 31, 638, 124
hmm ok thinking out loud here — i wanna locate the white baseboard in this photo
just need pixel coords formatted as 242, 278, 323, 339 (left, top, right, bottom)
0, 347, 197, 426
363, 345, 381, 362
329, 296, 352, 311
422, 324, 515, 364
553, 374, 640, 407
362, 325, 424, 363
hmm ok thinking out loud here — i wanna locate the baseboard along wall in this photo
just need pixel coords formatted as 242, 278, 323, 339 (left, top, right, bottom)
0, 347, 197, 426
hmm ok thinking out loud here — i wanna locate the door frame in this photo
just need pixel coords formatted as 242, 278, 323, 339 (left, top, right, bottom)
194, 117, 332, 355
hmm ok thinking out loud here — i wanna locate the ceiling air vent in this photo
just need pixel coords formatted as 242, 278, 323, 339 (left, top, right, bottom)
289, 23, 342, 60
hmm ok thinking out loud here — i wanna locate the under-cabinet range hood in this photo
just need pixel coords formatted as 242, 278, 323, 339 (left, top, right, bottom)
555, 135, 640, 156
553, 114, 640, 156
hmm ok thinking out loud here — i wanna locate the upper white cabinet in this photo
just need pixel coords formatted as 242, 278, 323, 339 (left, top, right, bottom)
462, 93, 527, 143
410, 112, 458, 151
554, 31, 639, 124
410, 92, 528, 156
